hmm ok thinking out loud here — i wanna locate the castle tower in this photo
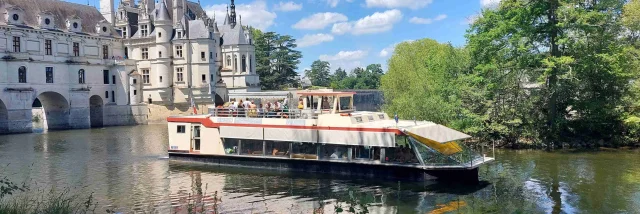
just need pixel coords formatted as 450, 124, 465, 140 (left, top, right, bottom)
99, 0, 115, 24
172, 0, 184, 25
155, 0, 173, 89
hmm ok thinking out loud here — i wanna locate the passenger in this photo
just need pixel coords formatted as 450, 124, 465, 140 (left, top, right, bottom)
330, 148, 342, 159
298, 98, 304, 109
321, 97, 330, 110
257, 104, 264, 118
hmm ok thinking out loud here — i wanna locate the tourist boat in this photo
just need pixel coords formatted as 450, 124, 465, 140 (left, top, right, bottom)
166, 91, 494, 182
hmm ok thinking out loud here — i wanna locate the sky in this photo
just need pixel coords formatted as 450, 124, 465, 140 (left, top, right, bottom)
77, 0, 500, 74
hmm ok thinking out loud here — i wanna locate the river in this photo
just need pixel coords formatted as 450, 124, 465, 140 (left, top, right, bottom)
0, 125, 639, 213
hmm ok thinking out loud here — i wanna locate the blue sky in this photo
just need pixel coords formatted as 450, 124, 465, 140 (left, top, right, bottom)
76, 0, 499, 73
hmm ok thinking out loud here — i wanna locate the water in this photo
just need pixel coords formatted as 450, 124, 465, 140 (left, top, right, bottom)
0, 125, 639, 213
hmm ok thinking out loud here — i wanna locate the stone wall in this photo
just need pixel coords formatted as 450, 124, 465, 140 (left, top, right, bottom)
147, 103, 212, 124
337, 89, 384, 112
102, 104, 149, 126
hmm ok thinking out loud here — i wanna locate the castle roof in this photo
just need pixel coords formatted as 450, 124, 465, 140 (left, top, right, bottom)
0, 0, 117, 36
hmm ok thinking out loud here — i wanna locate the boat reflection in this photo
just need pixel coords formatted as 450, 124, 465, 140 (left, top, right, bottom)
166, 162, 490, 213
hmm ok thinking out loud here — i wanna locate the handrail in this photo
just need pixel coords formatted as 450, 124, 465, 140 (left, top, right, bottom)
209, 107, 317, 119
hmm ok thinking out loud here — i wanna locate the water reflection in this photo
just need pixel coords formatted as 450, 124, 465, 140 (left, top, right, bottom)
0, 125, 639, 213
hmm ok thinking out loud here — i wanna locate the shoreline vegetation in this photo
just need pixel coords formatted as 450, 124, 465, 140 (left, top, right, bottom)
375, 0, 640, 149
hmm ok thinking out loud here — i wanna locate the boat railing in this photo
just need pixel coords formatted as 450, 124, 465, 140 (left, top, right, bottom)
210, 107, 319, 119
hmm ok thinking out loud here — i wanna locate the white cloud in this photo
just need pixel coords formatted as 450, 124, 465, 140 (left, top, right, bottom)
274, 1, 303, 11
293, 12, 348, 30
365, 0, 433, 9
480, 0, 501, 8
204, 0, 277, 30
330, 9, 403, 35
327, 0, 340, 7
462, 13, 481, 25
319, 50, 368, 71
379, 40, 414, 57
298, 34, 334, 48
409, 14, 447, 24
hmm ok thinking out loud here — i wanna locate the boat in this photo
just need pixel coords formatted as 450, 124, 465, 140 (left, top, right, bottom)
166, 90, 494, 183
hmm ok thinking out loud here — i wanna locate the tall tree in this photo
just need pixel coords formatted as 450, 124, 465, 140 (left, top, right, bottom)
467, 0, 632, 145
305, 60, 331, 87
249, 27, 302, 90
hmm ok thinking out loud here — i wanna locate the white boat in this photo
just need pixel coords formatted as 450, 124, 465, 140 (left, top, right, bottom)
166, 91, 494, 182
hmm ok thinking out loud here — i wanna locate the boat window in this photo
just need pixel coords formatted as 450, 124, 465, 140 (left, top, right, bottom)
354, 117, 363, 123
223, 138, 239, 155
266, 141, 289, 157
353, 146, 373, 159
193, 126, 201, 151
367, 115, 374, 121
292, 142, 317, 160
385, 138, 419, 164
240, 140, 263, 155
339, 96, 352, 111
319, 144, 349, 161
378, 114, 385, 119
177, 125, 186, 133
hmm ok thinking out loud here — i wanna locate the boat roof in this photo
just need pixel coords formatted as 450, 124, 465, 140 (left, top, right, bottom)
228, 91, 292, 100
297, 91, 356, 96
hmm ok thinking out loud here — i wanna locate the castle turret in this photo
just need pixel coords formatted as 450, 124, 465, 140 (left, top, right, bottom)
154, 0, 173, 89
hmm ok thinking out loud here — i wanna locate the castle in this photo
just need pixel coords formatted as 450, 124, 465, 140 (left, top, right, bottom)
0, 0, 259, 133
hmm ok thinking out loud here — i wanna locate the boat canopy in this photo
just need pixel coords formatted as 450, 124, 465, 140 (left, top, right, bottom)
402, 124, 472, 155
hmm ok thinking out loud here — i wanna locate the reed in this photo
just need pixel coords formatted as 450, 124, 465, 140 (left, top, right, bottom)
0, 175, 96, 214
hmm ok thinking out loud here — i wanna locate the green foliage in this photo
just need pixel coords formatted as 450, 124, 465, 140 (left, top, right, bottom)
381, 39, 483, 135
305, 60, 331, 87
248, 27, 302, 90
330, 64, 385, 90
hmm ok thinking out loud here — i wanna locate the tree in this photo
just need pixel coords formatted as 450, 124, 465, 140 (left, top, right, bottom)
306, 60, 331, 87
249, 27, 302, 90
381, 39, 481, 133
467, 0, 633, 146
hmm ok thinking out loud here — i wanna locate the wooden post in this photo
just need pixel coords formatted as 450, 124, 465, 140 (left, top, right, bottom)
289, 142, 293, 158
380, 148, 385, 163
238, 139, 242, 155
347, 147, 353, 161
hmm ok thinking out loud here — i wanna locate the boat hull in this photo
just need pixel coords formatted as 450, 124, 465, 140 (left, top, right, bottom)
168, 152, 480, 183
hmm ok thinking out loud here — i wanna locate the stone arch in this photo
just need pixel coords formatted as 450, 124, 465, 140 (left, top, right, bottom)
34, 91, 70, 130
0, 98, 8, 133
89, 95, 103, 128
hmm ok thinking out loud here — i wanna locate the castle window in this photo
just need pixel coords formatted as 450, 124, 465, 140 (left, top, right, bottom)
111, 91, 115, 103
142, 48, 149, 59
226, 55, 231, 67
46, 67, 53, 83
103, 70, 109, 84
176, 67, 184, 82
159, 76, 163, 83
103, 45, 109, 59
122, 28, 127, 38
45, 18, 50, 25
45, 40, 52, 55
73, 42, 80, 56
234, 56, 238, 71
159, 51, 162, 58
175, 45, 183, 58
13, 36, 20, 52
18, 66, 27, 83
142, 69, 150, 84
242, 55, 247, 73
201, 52, 205, 59
177, 32, 182, 38
249, 55, 253, 72
13, 14, 19, 21
73, 22, 78, 29
102, 26, 107, 32
202, 74, 206, 83
158, 32, 161, 38
78, 69, 85, 84
141, 25, 148, 37
209, 52, 213, 59
105, 91, 109, 98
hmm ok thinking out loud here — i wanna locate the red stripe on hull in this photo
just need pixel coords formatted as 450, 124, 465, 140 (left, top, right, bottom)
166, 117, 404, 135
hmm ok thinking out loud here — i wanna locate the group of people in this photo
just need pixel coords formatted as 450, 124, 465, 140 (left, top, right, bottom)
387, 145, 419, 163
216, 98, 290, 118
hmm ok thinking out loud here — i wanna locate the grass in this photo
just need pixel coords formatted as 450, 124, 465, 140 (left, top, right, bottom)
0, 174, 96, 214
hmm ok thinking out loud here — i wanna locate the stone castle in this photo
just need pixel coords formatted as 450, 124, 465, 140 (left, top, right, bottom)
0, 0, 259, 133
